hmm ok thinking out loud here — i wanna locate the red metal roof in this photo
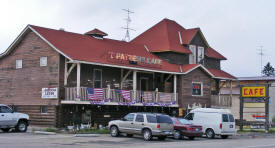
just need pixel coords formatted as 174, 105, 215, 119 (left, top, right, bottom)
181, 64, 199, 73
85, 28, 108, 36
180, 28, 199, 45
30, 25, 181, 73
206, 47, 227, 60
208, 69, 236, 79
131, 18, 192, 54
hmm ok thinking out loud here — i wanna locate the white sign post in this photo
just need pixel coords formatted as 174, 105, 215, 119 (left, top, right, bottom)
42, 88, 58, 99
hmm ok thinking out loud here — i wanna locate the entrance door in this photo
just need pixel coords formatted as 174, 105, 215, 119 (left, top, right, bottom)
140, 78, 149, 91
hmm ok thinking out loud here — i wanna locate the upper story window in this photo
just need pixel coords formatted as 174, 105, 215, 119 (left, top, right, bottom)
197, 46, 204, 64
93, 69, 102, 88
189, 45, 196, 64
40, 57, 47, 67
192, 82, 203, 96
16, 59, 22, 69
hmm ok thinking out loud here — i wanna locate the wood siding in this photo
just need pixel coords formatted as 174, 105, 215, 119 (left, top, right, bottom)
178, 68, 212, 108
204, 57, 221, 69
154, 52, 189, 65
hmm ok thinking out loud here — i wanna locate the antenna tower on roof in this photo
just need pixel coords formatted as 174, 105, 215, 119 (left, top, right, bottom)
257, 46, 264, 76
122, 8, 135, 42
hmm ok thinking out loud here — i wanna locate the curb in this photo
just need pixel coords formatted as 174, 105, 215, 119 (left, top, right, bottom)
33, 131, 56, 135
74, 134, 100, 137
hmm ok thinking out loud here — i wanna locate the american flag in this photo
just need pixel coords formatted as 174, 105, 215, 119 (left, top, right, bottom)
87, 88, 104, 100
159, 93, 172, 103
118, 89, 131, 101
142, 91, 153, 102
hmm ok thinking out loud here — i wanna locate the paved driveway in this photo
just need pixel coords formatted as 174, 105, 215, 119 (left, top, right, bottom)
1, 132, 275, 148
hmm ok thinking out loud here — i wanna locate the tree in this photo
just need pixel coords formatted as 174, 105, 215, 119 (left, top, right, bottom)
262, 62, 275, 76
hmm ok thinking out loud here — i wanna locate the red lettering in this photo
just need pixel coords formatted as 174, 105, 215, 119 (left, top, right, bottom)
254, 88, 258, 95
249, 89, 253, 95
260, 88, 264, 95
244, 88, 248, 95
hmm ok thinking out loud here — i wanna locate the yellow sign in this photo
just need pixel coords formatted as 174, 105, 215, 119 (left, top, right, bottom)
241, 86, 266, 97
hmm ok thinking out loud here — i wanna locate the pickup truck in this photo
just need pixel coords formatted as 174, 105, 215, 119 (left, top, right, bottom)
0, 104, 29, 132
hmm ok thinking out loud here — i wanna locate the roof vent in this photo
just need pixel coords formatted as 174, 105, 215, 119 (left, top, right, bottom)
59, 28, 65, 31
84, 28, 108, 39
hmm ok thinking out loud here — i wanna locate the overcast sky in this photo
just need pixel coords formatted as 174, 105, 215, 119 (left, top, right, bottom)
0, 0, 274, 77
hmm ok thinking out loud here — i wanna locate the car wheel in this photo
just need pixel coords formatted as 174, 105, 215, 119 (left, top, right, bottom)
188, 136, 195, 140
16, 121, 27, 132
1, 128, 10, 132
126, 134, 133, 137
205, 129, 215, 139
221, 135, 228, 139
143, 129, 152, 141
158, 136, 166, 141
110, 126, 119, 137
173, 130, 182, 140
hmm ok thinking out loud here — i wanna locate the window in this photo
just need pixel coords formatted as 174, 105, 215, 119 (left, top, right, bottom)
135, 114, 144, 122
229, 114, 235, 122
156, 115, 173, 124
0, 106, 13, 113
93, 69, 102, 88
124, 113, 134, 121
222, 114, 229, 122
40, 57, 47, 67
189, 45, 196, 64
16, 59, 22, 69
197, 46, 204, 64
185, 113, 194, 120
146, 115, 157, 123
192, 82, 203, 96
41, 106, 48, 114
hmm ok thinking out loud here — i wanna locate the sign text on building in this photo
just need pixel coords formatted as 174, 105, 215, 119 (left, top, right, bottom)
42, 88, 58, 99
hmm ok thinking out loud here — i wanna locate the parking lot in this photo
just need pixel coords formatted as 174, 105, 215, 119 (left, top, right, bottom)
1, 131, 275, 148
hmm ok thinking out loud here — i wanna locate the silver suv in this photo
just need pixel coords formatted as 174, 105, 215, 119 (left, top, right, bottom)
0, 104, 29, 132
108, 112, 174, 141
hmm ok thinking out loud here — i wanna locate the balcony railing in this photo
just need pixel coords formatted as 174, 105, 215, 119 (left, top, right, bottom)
211, 95, 232, 107
64, 87, 178, 106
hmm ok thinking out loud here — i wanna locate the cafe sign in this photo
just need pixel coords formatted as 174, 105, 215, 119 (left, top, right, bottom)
108, 51, 162, 66
241, 86, 266, 98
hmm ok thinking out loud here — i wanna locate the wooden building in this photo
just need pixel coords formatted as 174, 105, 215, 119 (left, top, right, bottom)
0, 18, 235, 127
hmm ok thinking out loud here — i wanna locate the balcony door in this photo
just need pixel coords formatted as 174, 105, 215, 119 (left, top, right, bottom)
140, 77, 149, 91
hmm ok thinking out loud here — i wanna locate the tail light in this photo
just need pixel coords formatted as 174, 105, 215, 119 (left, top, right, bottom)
220, 123, 222, 129
157, 124, 160, 128
187, 127, 193, 131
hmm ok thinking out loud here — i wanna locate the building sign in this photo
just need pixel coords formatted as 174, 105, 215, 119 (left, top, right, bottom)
241, 86, 266, 98
108, 51, 162, 67
42, 88, 58, 99
192, 83, 202, 96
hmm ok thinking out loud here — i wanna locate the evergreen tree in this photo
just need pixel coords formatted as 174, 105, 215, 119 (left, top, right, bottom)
262, 62, 275, 76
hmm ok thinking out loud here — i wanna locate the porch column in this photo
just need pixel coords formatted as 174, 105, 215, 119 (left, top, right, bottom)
76, 63, 81, 98
133, 70, 137, 100
174, 74, 177, 102
64, 59, 68, 86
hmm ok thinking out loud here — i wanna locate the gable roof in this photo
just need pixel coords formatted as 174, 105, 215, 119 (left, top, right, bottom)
131, 18, 192, 54
208, 69, 236, 80
206, 47, 227, 60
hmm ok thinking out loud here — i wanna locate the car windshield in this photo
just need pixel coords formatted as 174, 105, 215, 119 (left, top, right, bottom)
178, 118, 192, 125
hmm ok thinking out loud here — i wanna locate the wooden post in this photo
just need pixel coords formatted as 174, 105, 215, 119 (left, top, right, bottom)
174, 74, 177, 102
230, 80, 233, 106
64, 59, 68, 86
133, 70, 137, 100
240, 86, 244, 131
76, 63, 81, 98
265, 84, 270, 133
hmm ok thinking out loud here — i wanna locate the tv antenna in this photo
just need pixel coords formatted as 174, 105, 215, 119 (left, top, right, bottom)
257, 46, 264, 75
122, 8, 135, 42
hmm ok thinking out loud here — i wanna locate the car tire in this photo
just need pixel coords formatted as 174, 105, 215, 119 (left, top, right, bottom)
205, 129, 215, 139
1, 128, 10, 132
173, 130, 182, 140
126, 134, 133, 137
158, 136, 166, 141
221, 135, 229, 139
143, 129, 152, 141
188, 136, 195, 140
16, 121, 27, 132
110, 126, 119, 137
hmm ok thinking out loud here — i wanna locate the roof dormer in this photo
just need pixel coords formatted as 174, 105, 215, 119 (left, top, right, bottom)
84, 28, 108, 39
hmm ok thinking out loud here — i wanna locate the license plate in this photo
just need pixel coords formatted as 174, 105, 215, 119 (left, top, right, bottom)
195, 128, 199, 131
230, 125, 233, 128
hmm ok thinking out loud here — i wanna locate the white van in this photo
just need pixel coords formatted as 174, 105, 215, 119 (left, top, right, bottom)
184, 108, 236, 139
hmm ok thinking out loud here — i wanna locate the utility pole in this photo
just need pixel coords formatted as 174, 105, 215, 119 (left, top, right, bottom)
257, 46, 264, 75
122, 9, 135, 42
